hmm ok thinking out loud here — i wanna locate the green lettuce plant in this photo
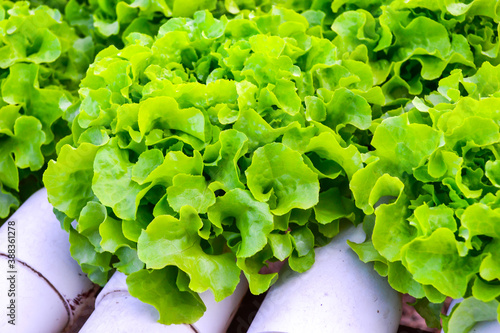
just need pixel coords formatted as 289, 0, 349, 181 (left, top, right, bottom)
0, 0, 94, 219
349, 62, 500, 332
60, 0, 330, 47
38, 0, 500, 330
328, 1, 500, 330
0, 0, 269, 220
44, 7, 378, 324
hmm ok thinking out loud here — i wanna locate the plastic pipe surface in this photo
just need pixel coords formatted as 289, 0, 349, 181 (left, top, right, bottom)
247, 224, 402, 333
80, 271, 248, 333
0, 188, 95, 332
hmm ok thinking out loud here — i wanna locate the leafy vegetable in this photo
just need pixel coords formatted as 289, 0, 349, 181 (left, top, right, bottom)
0, 0, 94, 219
45, 7, 371, 324
1, 0, 273, 220
36, 0, 500, 330
350, 61, 500, 331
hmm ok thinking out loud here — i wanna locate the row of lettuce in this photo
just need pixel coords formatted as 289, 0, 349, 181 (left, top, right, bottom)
1, 0, 500, 331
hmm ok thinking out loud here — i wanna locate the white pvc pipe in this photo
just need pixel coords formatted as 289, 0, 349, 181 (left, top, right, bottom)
80, 271, 248, 333
0, 188, 95, 332
247, 224, 402, 333
442, 299, 500, 333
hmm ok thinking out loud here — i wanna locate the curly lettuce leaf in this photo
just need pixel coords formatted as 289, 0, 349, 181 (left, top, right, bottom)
138, 206, 241, 300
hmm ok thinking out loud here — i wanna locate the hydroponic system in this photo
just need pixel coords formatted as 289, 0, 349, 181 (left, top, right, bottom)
0, 0, 500, 332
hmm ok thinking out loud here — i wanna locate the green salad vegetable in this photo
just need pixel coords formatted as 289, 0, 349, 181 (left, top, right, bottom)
0, 0, 94, 219
0, 0, 270, 221
44, 6, 374, 323
0, 0, 330, 221
1, 0, 496, 330
349, 62, 500, 332
0, 0, 266, 220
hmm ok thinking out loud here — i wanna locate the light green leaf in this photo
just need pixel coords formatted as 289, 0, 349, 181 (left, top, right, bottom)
268, 233, 293, 261
207, 189, 273, 258
314, 188, 355, 225
0, 184, 19, 218
246, 143, 319, 215
402, 228, 480, 299
127, 267, 206, 325
69, 227, 112, 286
446, 298, 499, 333
114, 247, 144, 274
138, 96, 207, 142
409, 203, 457, 237
204, 129, 248, 191
138, 206, 240, 300
44, 143, 99, 219
11, 116, 45, 170
92, 139, 146, 220
460, 203, 500, 249
324, 88, 372, 131
479, 240, 500, 281
291, 226, 314, 257
144, 150, 203, 187
371, 113, 443, 175
167, 174, 215, 214
99, 215, 136, 253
